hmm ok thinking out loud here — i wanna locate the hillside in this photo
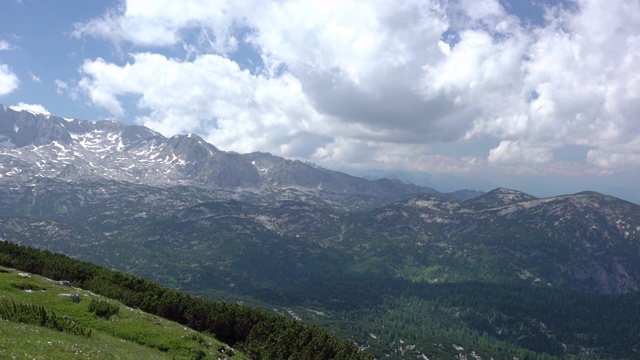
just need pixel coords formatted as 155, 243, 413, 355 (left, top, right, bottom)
6, 244, 640, 360
0, 265, 243, 359
0, 241, 370, 360
340, 189, 640, 294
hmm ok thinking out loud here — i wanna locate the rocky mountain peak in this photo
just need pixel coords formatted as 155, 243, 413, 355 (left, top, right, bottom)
464, 187, 538, 210
163, 133, 222, 162
0, 105, 438, 204
120, 125, 165, 150
0, 106, 73, 147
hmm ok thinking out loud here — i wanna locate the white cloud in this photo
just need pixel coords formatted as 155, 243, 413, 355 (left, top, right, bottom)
71, 0, 640, 173
77, 52, 329, 155
459, 0, 505, 20
54, 79, 76, 100
9, 102, 50, 115
29, 71, 42, 83
488, 140, 553, 165
469, 0, 640, 164
0, 64, 19, 96
312, 139, 487, 174
247, 1, 456, 141
587, 150, 640, 168
73, 0, 239, 53
0, 39, 14, 51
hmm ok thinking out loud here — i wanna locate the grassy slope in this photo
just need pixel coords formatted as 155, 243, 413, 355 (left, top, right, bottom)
0, 266, 246, 360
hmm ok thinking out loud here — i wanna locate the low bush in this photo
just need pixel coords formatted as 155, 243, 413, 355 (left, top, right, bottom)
88, 299, 120, 319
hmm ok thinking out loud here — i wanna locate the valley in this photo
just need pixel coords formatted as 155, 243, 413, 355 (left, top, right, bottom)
2, 107, 640, 358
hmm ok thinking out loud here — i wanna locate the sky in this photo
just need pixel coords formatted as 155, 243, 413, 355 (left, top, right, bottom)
1, 0, 640, 202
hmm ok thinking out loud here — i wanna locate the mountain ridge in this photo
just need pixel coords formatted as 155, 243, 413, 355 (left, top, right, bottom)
0, 105, 442, 208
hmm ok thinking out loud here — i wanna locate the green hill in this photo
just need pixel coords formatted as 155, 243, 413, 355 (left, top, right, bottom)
0, 241, 370, 360
0, 265, 243, 359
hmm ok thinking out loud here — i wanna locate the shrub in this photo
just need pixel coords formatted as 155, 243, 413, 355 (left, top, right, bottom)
88, 299, 119, 319
11, 281, 46, 291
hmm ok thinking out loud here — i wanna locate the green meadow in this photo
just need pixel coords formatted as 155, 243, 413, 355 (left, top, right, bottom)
0, 266, 244, 359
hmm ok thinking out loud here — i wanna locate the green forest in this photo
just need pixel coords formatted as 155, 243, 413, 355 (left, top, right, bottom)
233, 272, 640, 359
4, 239, 640, 358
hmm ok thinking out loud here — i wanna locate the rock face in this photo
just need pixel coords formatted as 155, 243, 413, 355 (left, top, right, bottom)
0, 107, 73, 147
0, 105, 437, 204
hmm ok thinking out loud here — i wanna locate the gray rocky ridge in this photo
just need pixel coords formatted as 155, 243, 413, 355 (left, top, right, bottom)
0, 105, 437, 204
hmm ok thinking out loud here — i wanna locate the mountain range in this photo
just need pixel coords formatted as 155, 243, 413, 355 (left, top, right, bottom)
3, 105, 640, 358
0, 105, 444, 209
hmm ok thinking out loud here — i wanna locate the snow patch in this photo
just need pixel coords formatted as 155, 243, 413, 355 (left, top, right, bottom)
52, 141, 68, 152
6, 167, 22, 176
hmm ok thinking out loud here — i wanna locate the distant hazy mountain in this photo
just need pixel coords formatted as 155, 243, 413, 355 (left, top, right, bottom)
346, 168, 497, 193
345, 162, 640, 206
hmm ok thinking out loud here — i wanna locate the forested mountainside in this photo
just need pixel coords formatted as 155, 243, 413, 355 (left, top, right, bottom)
3, 107, 640, 358
3, 179, 640, 358
2, 180, 638, 296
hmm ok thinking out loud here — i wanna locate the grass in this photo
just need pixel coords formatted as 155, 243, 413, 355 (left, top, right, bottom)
0, 266, 246, 359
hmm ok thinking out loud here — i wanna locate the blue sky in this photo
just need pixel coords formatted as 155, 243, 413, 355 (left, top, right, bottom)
1, 0, 639, 202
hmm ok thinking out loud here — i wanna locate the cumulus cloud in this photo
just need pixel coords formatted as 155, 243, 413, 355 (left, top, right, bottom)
488, 140, 553, 165
72, 0, 240, 53
9, 102, 50, 115
0, 64, 19, 96
469, 1, 640, 163
587, 150, 640, 168
77, 52, 329, 155
70, 0, 640, 173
